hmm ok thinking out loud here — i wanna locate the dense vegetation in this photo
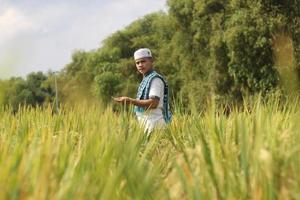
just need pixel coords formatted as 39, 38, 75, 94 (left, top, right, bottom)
1, 0, 300, 110
0, 96, 299, 199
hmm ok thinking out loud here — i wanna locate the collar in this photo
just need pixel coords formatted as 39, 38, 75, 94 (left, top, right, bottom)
143, 69, 154, 78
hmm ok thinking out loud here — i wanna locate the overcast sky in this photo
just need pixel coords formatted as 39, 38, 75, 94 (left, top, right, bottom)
0, 0, 167, 79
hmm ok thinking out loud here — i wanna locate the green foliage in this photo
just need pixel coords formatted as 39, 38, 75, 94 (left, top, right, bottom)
2, 72, 54, 111
0, 80, 8, 105
166, 0, 300, 106
93, 72, 123, 104
225, 16, 278, 94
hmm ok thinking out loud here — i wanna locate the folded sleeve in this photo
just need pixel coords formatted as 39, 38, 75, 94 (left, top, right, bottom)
149, 78, 164, 100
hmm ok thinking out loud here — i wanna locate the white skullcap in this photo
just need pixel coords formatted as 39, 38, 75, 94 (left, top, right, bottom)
134, 48, 152, 60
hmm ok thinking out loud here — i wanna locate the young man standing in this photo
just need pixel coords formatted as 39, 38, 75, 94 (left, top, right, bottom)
113, 48, 172, 133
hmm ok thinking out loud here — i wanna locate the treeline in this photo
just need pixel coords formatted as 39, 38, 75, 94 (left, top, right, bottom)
1, 0, 300, 111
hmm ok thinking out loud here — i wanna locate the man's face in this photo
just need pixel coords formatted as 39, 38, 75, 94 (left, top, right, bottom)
135, 57, 153, 75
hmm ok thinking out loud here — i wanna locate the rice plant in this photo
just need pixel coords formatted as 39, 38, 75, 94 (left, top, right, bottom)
0, 95, 299, 200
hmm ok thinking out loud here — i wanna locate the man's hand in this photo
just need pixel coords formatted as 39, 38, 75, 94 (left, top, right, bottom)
113, 96, 158, 109
113, 96, 133, 104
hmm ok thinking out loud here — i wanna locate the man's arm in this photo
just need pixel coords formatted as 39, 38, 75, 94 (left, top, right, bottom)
113, 97, 159, 109
113, 77, 163, 109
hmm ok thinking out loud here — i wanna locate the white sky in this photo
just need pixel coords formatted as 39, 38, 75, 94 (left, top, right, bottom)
0, 0, 167, 79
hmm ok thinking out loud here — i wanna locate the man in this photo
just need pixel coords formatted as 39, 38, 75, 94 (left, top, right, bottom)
113, 48, 172, 133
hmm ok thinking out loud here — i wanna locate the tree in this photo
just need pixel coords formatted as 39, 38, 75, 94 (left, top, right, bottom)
93, 72, 123, 105
166, 0, 300, 106
2, 72, 54, 111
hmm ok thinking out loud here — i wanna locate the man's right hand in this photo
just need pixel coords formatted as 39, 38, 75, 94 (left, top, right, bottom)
112, 96, 132, 104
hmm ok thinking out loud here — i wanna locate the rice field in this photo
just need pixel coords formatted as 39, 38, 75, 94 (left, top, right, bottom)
0, 96, 300, 200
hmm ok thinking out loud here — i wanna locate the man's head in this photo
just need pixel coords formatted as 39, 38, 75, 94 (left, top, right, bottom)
134, 48, 153, 75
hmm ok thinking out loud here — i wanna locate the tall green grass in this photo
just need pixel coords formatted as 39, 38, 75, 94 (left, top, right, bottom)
0, 96, 299, 199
